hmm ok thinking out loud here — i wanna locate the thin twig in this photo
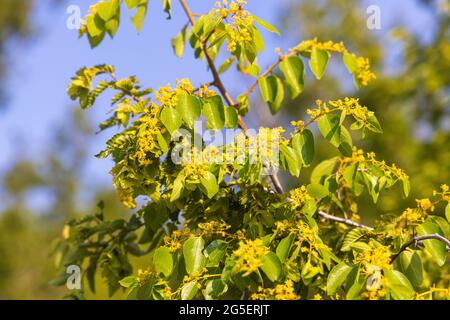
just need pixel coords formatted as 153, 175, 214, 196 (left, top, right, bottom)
178, 0, 284, 194
317, 211, 374, 230
390, 234, 450, 263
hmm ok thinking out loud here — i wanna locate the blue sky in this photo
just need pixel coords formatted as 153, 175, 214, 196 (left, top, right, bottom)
0, 0, 436, 211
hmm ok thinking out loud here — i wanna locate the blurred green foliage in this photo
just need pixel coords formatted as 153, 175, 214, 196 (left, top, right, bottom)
0, 0, 32, 102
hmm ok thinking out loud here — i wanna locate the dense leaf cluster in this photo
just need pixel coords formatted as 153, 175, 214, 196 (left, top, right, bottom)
52, 0, 450, 300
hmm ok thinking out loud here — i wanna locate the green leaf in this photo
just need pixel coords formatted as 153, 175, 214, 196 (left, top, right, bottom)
327, 262, 355, 295
258, 75, 285, 115
86, 14, 105, 37
346, 272, 366, 300
341, 229, 370, 252
202, 96, 225, 130
200, 172, 219, 198
260, 252, 282, 282
87, 31, 106, 48
343, 163, 357, 190
384, 269, 415, 300
366, 113, 383, 133
317, 113, 341, 147
401, 177, 411, 198
98, 0, 120, 21
153, 247, 173, 277
309, 48, 329, 80
203, 279, 228, 300
156, 131, 169, 155
343, 53, 357, 74
276, 234, 295, 262
171, 25, 187, 57
244, 41, 257, 64
183, 236, 206, 276
306, 183, 329, 199
280, 144, 301, 177
170, 172, 185, 202
105, 15, 120, 38
445, 204, 450, 223
252, 15, 281, 36
310, 157, 338, 184
161, 0, 172, 19
160, 106, 182, 134
131, 0, 148, 32
318, 113, 352, 155
416, 222, 446, 266
176, 94, 201, 128
218, 57, 235, 74
181, 281, 198, 300
224, 107, 238, 128
280, 56, 304, 99
124, 0, 140, 9
292, 129, 314, 166
204, 240, 226, 267
119, 276, 137, 288
398, 251, 423, 287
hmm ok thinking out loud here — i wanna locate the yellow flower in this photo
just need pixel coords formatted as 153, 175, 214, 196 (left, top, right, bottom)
312, 293, 322, 300
416, 198, 435, 212
355, 57, 376, 86
353, 242, 392, 272
289, 186, 311, 209
198, 220, 230, 237
136, 269, 152, 286
233, 239, 269, 275
163, 228, 191, 252
251, 280, 299, 300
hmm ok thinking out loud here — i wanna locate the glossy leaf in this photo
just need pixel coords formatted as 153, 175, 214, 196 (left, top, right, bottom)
280, 56, 304, 99
153, 246, 173, 277
260, 252, 282, 282
309, 48, 329, 80
176, 94, 201, 128
183, 236, 206, 276
327, 262, 354, 295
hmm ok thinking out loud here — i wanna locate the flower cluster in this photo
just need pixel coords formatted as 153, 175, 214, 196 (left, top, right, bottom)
294, 38, 347, 54
398, 207, 427, 226
355, 57, 376, 86
433, 184, 450, 202
232, 239, 269, 275
294, 39, 375, 86
136, 114, 163, 166
163, 228, 191, 252
155, 78, 194, 107
215, 0, 254, 53
353, 242, 392, 273
234, 127, 287, 167
329, 97, 374, 122
289, 186, 312, 209
198, 220, 231, 237
251, 280, 299, 300
416, 198, 435, 212
136, 269, 153, 286
276, 220, 317, 245
342, 147, 409, 181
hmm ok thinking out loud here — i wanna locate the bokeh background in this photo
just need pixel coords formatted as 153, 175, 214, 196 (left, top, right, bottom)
0, 0, 448, 299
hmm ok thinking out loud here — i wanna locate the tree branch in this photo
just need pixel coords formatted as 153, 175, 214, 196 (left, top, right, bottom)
317, 211, 374, 230
178, 0, 284, 194
390, 234, 450, 263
